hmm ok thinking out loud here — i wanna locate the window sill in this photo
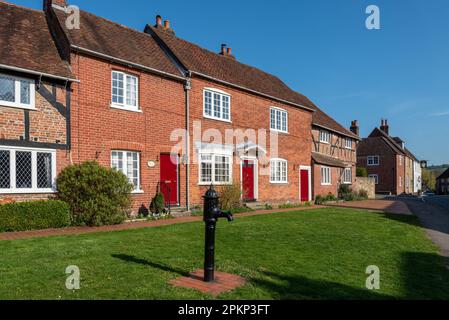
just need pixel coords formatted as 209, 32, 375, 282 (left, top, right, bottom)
321, 183, 332, 186
110, 104, 142, 113
198, 182, 232, 186
131, 189, 144, 194
270, 181, 289, 185
319, 141, 330, 144
270, 129, 289, 135
342, 182, 352, 185
0, 102, 36, 111
203, 115, 232, 123
0, 189, 56, 195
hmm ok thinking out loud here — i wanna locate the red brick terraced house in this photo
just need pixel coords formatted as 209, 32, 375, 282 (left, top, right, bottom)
436, 168, 449, 195
357, 119, 422, 195
0, 1, 77, 202
1, 0, 359, 212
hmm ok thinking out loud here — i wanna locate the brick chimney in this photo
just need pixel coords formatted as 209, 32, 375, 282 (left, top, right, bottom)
380, 119, 389, 135
219, 44, 236, 60
350, 120, 359, 136
44, 0, 67, 10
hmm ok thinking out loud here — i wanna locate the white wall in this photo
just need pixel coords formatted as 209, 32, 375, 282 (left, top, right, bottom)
414, 161, 422, 194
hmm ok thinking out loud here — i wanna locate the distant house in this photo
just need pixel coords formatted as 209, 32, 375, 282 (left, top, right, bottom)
436, 168, 449, 195
357, 120, 422, 195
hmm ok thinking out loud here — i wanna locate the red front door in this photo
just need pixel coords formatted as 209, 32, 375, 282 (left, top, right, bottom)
300, 169, 310, 202
242, 160, 255, 201
160, 154, 179, 206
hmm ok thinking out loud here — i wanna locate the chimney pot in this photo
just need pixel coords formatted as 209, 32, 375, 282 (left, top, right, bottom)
156, 15, 162, 26
350, 120, 360, 136
380, 118, 390, 135
164, 20, 170, 30
227, 47, 232, 56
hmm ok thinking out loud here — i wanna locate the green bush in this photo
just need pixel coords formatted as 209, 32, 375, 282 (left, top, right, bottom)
219, 183, 242, 211
358, 189, 369, 200
56, 161, 133, 227
338, 184, 352, 199
356, 167, 368, 177
0, 200, 70, 232
150, 192, 165, 214
315, 195, 324, 205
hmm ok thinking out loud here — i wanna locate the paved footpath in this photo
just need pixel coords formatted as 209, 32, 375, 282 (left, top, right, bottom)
0, 206, 324, 241
328, 199, 412, 215
399, 197, 449, 268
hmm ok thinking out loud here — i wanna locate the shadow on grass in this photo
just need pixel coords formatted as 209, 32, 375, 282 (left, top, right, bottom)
112, 254, 190, 277
249, 271, 393, 300
400, 252, 449, 299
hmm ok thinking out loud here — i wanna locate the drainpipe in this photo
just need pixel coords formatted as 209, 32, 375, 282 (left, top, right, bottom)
184, 76, 192, 211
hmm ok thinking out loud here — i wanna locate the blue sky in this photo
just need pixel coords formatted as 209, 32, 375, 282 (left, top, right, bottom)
12, 0, 449, 164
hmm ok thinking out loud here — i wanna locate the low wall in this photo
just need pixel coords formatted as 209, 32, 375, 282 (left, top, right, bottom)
353, 177, 376, 199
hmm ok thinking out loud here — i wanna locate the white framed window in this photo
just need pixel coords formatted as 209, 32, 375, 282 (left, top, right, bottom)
270, 107, 288, 133
199, 154, 232, 185
319, 130, 331, 144
367, 155, 380, 166
344, 138, 352, 149
343, 168, 352, 184
111, 150, 141, 192
270, 159, 288, 183
369, 174, 379, 185
0, 146, 56, 194
321, 166, 331, 185
203, 88, 231, 122
111, 71, 139, 112
0, 74, 35, 110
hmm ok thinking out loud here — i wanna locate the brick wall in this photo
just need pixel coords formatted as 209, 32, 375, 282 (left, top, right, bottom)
70, 52, 187, 211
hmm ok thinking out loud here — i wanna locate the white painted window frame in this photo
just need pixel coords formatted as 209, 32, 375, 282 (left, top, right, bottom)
110, 70, 140, 112
0, 146, 56, 194
321, 166, 332, 185
270, 107, 289, 133
344, 138, 352, 149
319, 130, 331, 144
270, 158, 288, 184
110, 150, 143, 193
198, 151, 233, 186
367, 155, 380, 166
342, 167, 352, 184
203, 88, 231, 122
0, 73, 36, 110
369, 174, 379, 185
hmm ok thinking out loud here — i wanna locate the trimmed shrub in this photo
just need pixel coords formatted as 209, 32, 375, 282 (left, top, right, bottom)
150, 192, 165, 214
56, 161, 133, 227
338, 184, 352, 199
358, 189, 369, 200
356, 167, 368, 177
219, 183, 242, 211
0, 200, 70, 232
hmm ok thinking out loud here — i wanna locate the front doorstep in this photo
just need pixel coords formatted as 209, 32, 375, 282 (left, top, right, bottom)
170, 269, 246, 297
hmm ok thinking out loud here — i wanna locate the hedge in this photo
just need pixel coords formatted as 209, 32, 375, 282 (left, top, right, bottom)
0, 200, 71, 232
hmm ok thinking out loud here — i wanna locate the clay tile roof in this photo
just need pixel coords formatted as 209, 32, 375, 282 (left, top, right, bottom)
0, 2, 74, 80
310, 104, 359, 140
437, 168, 449, 180
312, 152, 348, 168
52, 8, 182, 77
372, 128, 419, 160
148, 25, 315, 110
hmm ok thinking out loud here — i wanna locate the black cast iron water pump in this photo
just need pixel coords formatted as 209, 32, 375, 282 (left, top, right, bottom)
203, 185, 234, 282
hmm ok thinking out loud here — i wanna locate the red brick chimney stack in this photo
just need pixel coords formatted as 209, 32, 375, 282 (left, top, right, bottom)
164, 20, 170, 30
220, 44, 227, 55
227, 47, 233, 56
380, 119, 390, 135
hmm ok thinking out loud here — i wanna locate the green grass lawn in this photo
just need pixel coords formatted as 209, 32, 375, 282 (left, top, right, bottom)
1, 208, 448, 300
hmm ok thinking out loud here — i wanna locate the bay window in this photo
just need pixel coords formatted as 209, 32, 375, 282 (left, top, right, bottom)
111, 150, 141, 191
0, 147, 56, 193
203, 88, 231, 121
270, 159, 288, 183
111, 71, 139, 111
0, 74, 35, 110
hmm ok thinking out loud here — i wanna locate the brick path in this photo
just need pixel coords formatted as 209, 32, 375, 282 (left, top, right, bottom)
328, 199, 412, 215
0, 206, 325, 241
170, 269, 246, 296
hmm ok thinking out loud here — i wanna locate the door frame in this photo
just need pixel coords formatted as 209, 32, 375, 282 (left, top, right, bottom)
299, 165, 312, 202
160, 153, 180, 206
240, 156, 258, 201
